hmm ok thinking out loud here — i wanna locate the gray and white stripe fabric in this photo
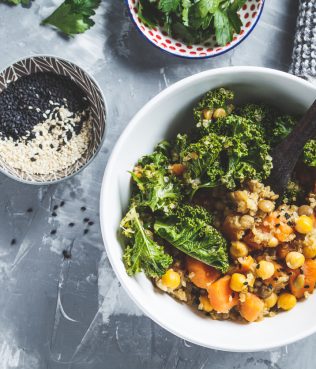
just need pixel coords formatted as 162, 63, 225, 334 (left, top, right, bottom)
290, 0, 316, 82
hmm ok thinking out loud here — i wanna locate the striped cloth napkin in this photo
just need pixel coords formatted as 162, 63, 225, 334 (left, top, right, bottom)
290, 0, 316, 82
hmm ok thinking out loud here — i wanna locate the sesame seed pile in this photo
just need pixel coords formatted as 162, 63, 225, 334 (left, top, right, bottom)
0, 72, 92, 175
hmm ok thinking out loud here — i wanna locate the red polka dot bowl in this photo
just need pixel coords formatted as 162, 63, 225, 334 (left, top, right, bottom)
126, 0, 265, 59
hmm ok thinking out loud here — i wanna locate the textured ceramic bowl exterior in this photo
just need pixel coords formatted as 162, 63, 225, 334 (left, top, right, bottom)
101, 67, 316, 351
126, 0, 265, 58
0, 56, 106, 184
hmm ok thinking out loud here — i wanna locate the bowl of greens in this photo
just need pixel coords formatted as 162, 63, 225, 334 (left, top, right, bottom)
100, 67, 316, 351
126, 0, 265, 58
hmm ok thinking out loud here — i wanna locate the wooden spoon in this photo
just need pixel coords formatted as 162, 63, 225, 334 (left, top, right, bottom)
268, 99, 316, 196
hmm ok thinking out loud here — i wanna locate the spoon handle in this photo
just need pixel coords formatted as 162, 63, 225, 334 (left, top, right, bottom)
268, 99, 316, 195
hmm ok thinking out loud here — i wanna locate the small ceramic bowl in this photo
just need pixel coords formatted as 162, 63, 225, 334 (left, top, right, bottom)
126, 0, 265, 59
0, 56, 106, 184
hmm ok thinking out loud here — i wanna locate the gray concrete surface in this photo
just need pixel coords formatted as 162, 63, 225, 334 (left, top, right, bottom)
0, 1, 313, 368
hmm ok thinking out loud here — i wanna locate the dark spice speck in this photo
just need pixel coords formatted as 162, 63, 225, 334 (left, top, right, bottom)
62, 249, 71, 259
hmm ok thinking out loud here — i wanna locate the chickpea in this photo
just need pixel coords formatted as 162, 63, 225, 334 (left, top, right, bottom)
230, 241, 249, 258
230, 273, 247, 292
258, 199, 275, 213
161, 269, 181, 290
303, 245, 316, 259
267, 236, 279, 248
293, 274, 305, 289
240, 215, 254, 229
298, 205, 313, 217
277, 293, 297, 310
286, 251, 305, 269
264, 292, 278, 308
256, 260, 275, 280
213, 108, 227, 119
202, 109, 213, 120
295, 215, 314, 234
199, 295, 213, 312
233, 190, 248, 202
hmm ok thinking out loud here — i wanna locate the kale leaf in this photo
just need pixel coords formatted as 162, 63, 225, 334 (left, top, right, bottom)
131, 147, 182, 213
304, 139, 316, 167
121, 207, 173, 278
154, 204, 229, 273
42, 0, 101, 36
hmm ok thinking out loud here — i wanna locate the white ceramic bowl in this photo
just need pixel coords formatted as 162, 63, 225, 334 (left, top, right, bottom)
100, 67, 316, 352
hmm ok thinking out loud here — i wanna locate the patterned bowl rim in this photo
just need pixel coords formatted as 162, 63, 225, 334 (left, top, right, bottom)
125, 0, 265, 59
0, 55, 107, 186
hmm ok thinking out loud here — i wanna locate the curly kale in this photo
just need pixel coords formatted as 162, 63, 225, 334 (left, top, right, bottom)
304, 139, 316, 167
154, 204, 229, 273
193, 88, 234, 132
131, 148, 182, 213
270, 115, 297, 146
182, 114, 272, 195
121, 207, 172, 278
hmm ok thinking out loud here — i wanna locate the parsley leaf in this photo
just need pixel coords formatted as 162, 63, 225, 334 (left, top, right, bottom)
159, 0, 180, 13
42, 0, 101, 36
1, 0, 31, 5
136, 0, 247, 46
213, 8, 232, 46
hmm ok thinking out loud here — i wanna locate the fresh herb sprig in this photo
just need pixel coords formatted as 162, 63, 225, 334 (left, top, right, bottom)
138, 0, 247, 46
42, 0, 101, 36
1, 0, 101, 36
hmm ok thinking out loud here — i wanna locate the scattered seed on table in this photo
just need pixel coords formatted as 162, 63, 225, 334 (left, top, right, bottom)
62, 249, 71, 259
68, 222, 75, 227
60, 201, 65, 207
84, 229, 89, 234
50, 229, 57, 235
81, 206, 86, 211
52, 212, 57, 217
10, 238, 16, 245
88, 221, 94, 226
83, 217, 89, 223
27, 207, 33, 213
53, 205, 58, 211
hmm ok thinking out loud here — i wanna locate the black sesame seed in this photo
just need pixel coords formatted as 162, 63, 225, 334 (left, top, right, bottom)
52, 212, 57, 217
68, 222, 75, 227
0, 73, 88, 140
60, 201, 65, 207
50, 229, 57, 235
81, 206, 86, 211
275, 223, 280, 228
284, 213, 290, 220
83, 217, 89, 223
30, 157, 36, 162
53, 205, 58, 210
304, 285, 310, 289
27, 207, 33, 213
84, 229, 89, 235
10, 238, 16, 245
88, 221, 94, 226
243, 281, 248, 285
256, 264, 260, 269
273, 277, 278, 281
268, 284, 273, 289
62, 249, 71, 259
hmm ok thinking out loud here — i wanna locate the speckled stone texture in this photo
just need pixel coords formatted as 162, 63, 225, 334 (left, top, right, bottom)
0, 1, 314, 369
